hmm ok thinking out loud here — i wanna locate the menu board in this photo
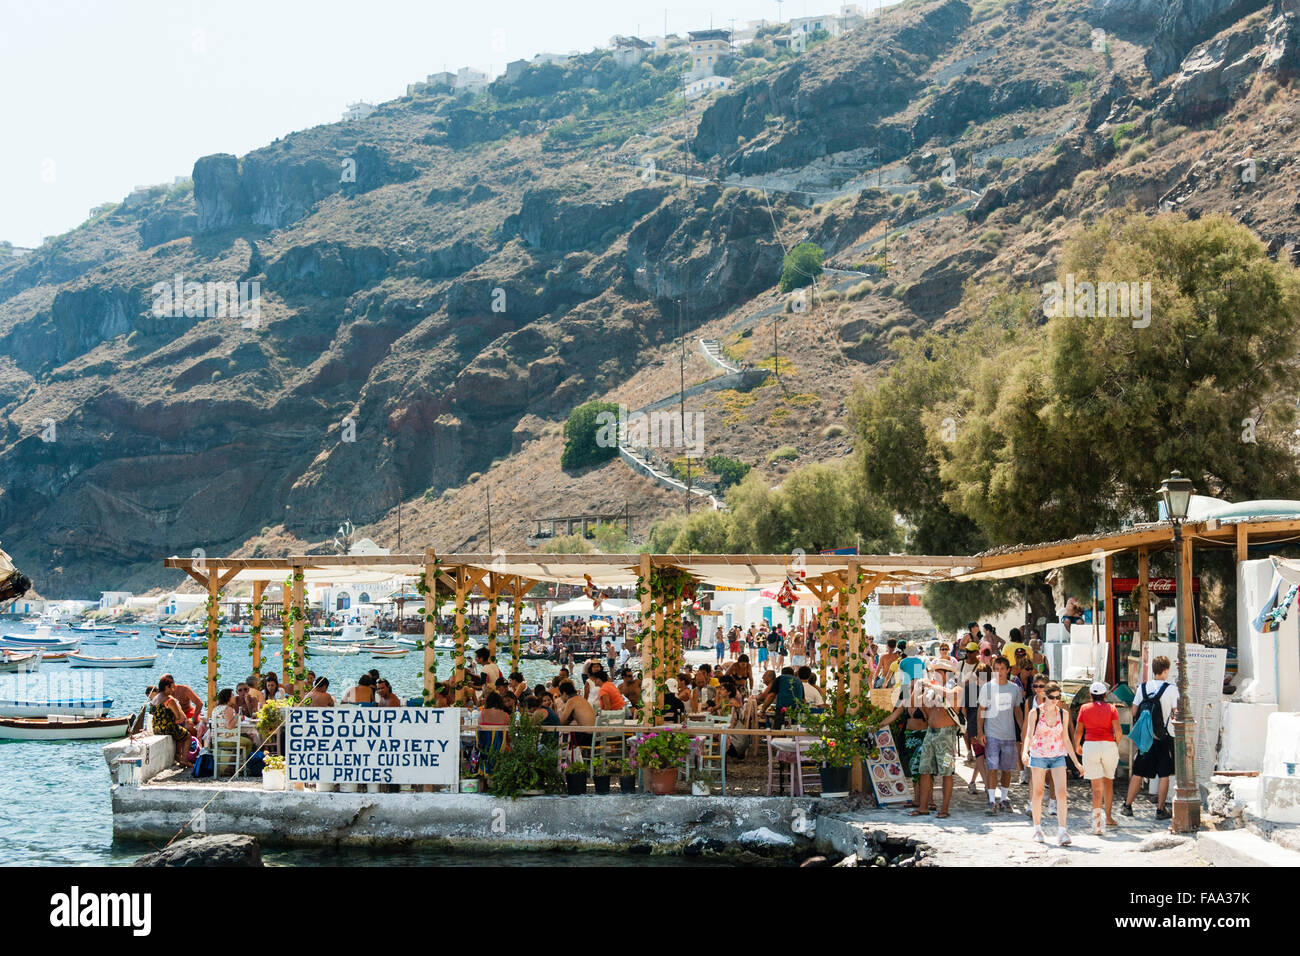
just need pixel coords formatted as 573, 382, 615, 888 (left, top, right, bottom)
1138, 643, 1226, 786
866, 726, 910, 804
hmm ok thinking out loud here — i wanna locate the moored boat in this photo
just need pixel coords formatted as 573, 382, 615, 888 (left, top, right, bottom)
155, 635, 205, 649
113, 629, 140, 635
0, 715, 130, 741
0, 633, 81, 652
0, 650, 40, 673
0, 696, 113, 718
305, 643, 361, 656
368, 647, 409, 658
41, 652, 69, 662
67, 652, 157, 669
68, 622, 115, 633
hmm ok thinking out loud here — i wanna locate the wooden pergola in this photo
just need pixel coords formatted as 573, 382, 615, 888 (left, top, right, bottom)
164, 515, 1300, 793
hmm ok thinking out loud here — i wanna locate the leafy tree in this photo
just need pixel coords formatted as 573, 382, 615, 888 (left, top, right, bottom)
560, 401, 620, 470
852, 211, 1300, 633
779, 242, 824, 292
703, 454, 751, 489
538, 534, 594, 554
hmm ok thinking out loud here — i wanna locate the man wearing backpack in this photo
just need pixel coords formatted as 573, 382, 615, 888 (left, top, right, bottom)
1122, 655, 1178, 820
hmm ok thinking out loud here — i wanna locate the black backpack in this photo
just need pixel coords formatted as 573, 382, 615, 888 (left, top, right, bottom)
1136, 682, 1171, 743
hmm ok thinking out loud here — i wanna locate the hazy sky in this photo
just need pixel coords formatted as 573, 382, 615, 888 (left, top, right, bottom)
0, 0, 896, 248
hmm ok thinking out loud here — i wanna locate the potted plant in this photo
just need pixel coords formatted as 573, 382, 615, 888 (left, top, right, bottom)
591, 756, 615, 794
262, 755, 286, 791
629, 731, 692, 795
256, 698, 290, 742
562, 756, 589, 795
487, 710, 564, 798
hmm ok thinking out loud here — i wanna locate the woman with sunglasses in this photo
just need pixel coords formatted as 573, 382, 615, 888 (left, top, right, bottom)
1025, 676, 1058, 816
1022, 680, 1084, 844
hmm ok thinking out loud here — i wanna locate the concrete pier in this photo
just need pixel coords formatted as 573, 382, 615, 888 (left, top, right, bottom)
112, 782, 816, 854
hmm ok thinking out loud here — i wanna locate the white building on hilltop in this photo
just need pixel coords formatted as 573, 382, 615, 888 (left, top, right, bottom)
343, 101, 376, 121
456, 67, 490, 92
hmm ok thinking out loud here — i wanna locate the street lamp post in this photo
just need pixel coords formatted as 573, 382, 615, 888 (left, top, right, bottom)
1159, 470, 1200, 834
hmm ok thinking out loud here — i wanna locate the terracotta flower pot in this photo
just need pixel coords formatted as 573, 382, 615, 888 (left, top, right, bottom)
648, 768, 679, 795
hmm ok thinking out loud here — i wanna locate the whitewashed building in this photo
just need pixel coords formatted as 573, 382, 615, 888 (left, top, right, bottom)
99, 590, 133, 610
343, 101, 376, 121
686, 74, 733, 99
455, 67, 489, 92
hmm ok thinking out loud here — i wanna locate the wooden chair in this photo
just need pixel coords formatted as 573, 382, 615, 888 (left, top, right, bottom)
212, 723, 253, 778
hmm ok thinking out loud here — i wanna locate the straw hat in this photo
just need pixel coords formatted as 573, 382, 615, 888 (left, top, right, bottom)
930, 658, 957, 673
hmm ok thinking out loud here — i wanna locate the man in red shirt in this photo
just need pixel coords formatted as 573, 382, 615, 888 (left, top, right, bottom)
592, 672, 626, 712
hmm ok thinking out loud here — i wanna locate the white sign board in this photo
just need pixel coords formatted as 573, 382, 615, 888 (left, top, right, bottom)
1138, 643, 1226, 787
286, 707, 461, 787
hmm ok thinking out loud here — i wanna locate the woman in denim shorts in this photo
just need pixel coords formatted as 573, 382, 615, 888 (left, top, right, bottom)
1021, 681, 1084, 846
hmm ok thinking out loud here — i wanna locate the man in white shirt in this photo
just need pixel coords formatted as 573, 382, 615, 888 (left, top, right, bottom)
978, 655, 1024, 814
1122, 655, 1179, 820
797, 666, 825, 707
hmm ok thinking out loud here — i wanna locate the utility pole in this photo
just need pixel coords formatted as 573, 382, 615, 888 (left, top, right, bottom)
487, 488, 493, 553
396, 489, 402, 552
679, 299, 690, 515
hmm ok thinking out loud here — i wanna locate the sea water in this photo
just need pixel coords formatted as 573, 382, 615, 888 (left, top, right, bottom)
0, 625, 762, 866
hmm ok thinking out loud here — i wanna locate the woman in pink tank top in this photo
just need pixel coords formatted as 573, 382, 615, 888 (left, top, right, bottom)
1021, 681, 1084, 846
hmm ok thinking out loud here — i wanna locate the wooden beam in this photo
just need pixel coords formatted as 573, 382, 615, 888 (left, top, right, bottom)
205, 572, 220, 715
1137, 547, 1149, 659
453, 569, 470, 705
290, 565, 306, 695
250, 580, 265, 679
424, 551, 438, 704
1104, 553, 1115, 687
485, 574, 500, 661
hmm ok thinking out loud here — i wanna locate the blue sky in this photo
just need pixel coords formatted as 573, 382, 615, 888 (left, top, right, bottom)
0, 0, 896, 247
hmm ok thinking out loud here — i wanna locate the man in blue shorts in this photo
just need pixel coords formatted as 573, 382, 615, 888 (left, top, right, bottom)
978, 655, 1024, 814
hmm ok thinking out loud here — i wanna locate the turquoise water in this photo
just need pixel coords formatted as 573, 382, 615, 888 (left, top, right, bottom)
0, 624, 644, 867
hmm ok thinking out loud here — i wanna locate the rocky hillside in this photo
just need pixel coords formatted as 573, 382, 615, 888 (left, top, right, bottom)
3, 0, 1300, 595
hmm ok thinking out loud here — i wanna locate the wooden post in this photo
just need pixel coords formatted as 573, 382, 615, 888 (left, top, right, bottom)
636, 554, 652, 719
1137, 546, 1149, 654
1104, 554, 1115, 686
251, 580, 265, 679
423, 550, 438, 703
454, 568, 469, 704
1236, 523, 1249, 565
845, 562, 865, 793
486, 574, 500, 661
290, 564, 305, 695
510, 577, 522, 675
205, 572, 219, 716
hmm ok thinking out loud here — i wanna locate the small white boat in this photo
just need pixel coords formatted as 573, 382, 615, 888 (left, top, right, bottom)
0, 715, 130, 741
309, 624, 370, 645
0, 650, 40, 674
155, 636, 206, 649
369, 648, 409, 658
0, 696, 114, 718
68, 652, 157, 669
0, 627, 80, 651
306, 643, 361, 656
395, 637, 421, 648
68, 622, 115, 633
41, 652, 69, 662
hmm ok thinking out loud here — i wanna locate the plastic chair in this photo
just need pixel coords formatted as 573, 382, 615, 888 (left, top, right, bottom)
592, 709, 628, 767
212, 723, 252, 778
696, 716, 730, 794
766, 737, 820, 796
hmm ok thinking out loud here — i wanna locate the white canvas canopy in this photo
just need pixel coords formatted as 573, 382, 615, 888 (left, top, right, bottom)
548, 597, 636, 618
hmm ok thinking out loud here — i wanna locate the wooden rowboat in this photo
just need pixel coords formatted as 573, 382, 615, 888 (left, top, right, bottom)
68, 652, 157, 668
0, 715, 130, 741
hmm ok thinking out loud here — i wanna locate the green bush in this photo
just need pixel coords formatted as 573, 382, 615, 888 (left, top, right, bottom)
778, 242, 824, 292
561, 401, 620, 470
767, 446, 799, 464
703, 454, 752, 490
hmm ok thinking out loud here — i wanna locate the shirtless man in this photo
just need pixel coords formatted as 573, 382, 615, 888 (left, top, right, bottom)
160, 673, 203, 721
374, 678, 402, 707
557, 680, 596, 754
307, 676, 335, 707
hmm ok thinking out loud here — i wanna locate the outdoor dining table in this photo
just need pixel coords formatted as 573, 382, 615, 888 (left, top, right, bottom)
768, 732, 815, 796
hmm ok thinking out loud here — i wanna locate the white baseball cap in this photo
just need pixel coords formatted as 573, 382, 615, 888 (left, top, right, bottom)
1089, 681, 1108, 695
